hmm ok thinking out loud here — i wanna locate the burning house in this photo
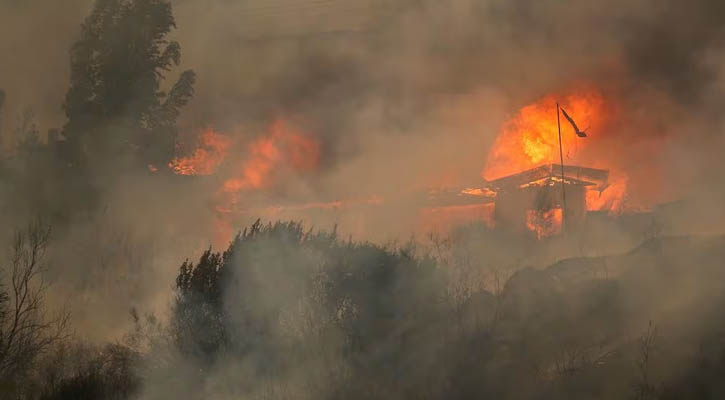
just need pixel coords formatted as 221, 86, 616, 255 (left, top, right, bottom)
421, 163, 612, 239
483, 164, 609, 238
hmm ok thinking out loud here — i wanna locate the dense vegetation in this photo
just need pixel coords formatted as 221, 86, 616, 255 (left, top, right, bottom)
2, 218, 725, 399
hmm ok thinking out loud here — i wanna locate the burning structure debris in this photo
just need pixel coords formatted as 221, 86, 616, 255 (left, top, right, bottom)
161, 87, 657, 242
485, 163, 609, 237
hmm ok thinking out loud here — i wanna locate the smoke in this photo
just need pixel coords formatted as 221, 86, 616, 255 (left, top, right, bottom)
0, 0, 91, 147
3, 0, 725, 198
2, 1, 725, 397
160, 0, 725, 219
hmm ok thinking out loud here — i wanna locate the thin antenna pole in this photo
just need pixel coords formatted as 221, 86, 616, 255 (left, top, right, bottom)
557, 102, 567, 232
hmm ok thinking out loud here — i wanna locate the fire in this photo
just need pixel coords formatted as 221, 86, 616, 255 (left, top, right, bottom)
484, 88, 632, 212
169, 128, 231, 175
526, 209, 562, 239
170, 119, 320, 195
585, 174, 628, 214
484, 90, 608, 180
170, 119, 322, 246
172, 87, 657, 244
483, 87, 636, 237
197, 119, 322, 246
210, 119, 321, 217
254, 196, 384, 215
220, 119, 321, 196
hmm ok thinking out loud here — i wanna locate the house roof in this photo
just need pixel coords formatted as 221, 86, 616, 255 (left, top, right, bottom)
484, 164, 609, 192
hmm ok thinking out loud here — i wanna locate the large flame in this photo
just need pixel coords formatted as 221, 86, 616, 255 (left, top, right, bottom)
169, 128, 232, 175
210, 118, 322, 245
484, 90, 608, 180
170, 119, 320, 197
221, 119, 320, 194
484, 89, 631, 212
483, 88, 632, 237
170, 119, 322, 245
173, 87, 656, 244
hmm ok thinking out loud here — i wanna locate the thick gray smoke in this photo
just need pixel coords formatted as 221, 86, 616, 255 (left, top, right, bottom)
3, 0, 725, 196
1, 1, 725, 398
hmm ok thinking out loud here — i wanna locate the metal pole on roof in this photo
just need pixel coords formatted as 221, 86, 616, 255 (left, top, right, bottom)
557, 102, 567, 232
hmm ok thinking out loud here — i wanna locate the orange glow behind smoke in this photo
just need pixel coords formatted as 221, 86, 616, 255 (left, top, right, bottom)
170, 119, 320, 198
419, 203, 495, 235
586, 173, 628, 214
526, 209, 562, 239
221, 119, 320, 244
172, 86, 661, 244
169, 119, 321, 245
169, 128, 232, 175
219, 119, 321, 199
212, 118, 322, 242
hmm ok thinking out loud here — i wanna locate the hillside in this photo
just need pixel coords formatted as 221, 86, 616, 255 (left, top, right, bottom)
485, 235, 725, 398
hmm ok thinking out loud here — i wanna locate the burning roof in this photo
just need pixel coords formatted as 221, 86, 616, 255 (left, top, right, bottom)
484, 164, 609, 192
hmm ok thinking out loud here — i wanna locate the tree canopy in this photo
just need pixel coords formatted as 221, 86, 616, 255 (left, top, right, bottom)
63, 0, 195, 168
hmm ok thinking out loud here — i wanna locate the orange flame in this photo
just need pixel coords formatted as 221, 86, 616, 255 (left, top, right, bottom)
169, 128, 232, 175
484, 88, 633, 236
170, 119, 322, 247
526, 208, 562, 239
484, 90, 608, 180
220, 119, 321, 196
586, 173, 628, 214
484, 89, 631, 211
206, 119, 322, 245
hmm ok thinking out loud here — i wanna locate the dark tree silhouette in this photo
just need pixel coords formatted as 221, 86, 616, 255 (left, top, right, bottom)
172, 248, 226, 363
169, 220, 448, 397
36, 342, 140, 400
62, 0, 195, 168
0, 222, 69, 394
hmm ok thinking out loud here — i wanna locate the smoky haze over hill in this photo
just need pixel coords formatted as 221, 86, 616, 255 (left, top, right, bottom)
0, 0, 724, 399
3, 0, 725, 204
